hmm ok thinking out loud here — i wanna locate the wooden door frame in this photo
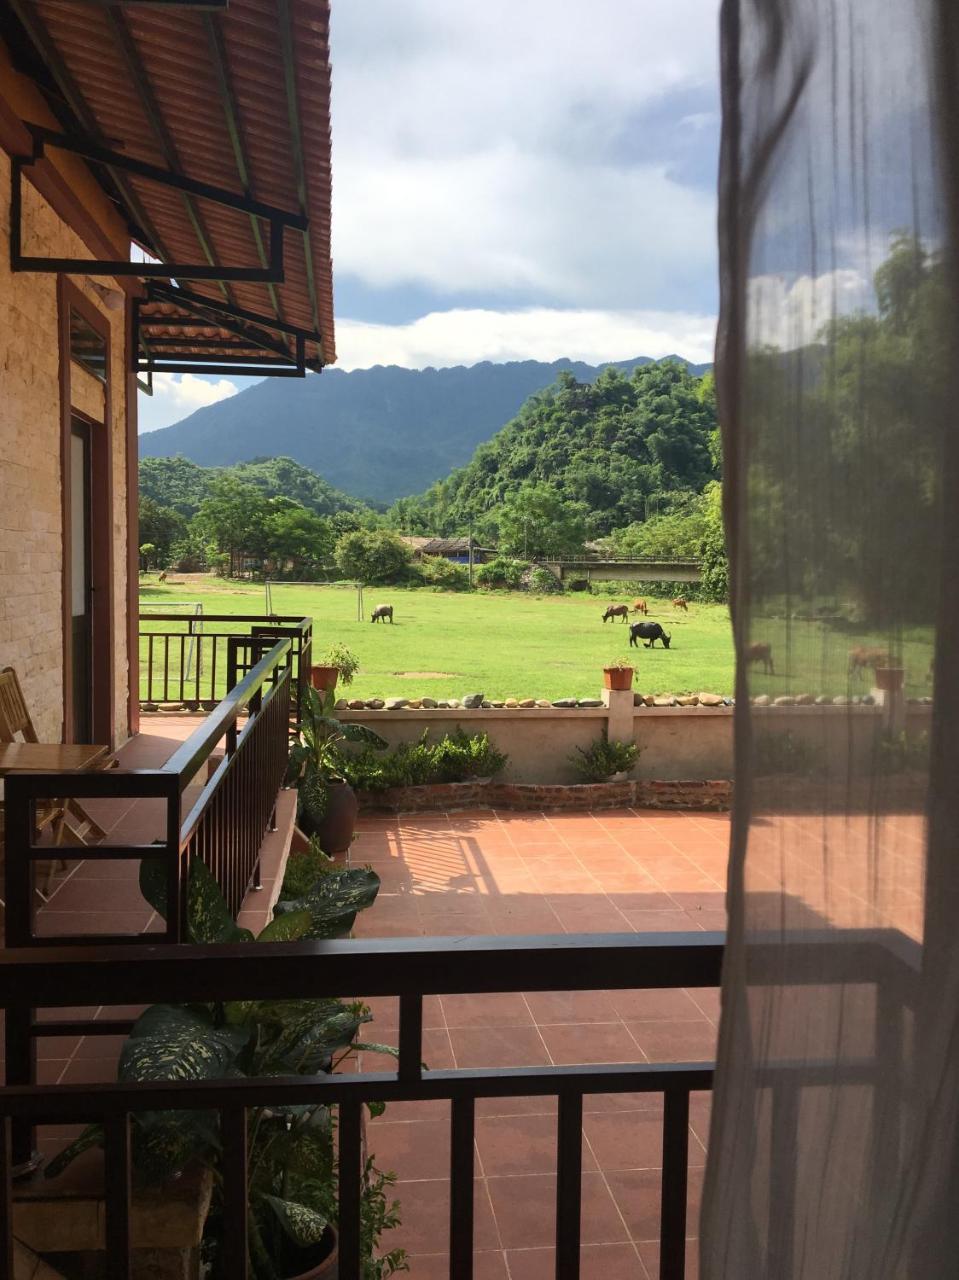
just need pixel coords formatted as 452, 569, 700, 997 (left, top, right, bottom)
58, 278, 115, 747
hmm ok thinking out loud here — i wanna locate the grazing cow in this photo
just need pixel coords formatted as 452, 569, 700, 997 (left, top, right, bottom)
371, 604, 394, 624
672, 596, 688, 611
629, 622, 672, 649
158, 571, 167, 583
602, 604, 630, 623
631, 599, 649, 615
848, 646, 889, 679
745, 642, 775, 675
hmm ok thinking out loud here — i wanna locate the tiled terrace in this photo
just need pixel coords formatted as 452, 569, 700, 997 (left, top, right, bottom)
351, 808, 731, 1279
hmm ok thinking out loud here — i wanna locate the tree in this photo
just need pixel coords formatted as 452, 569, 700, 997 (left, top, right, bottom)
609, 496, 707, 559
699, 481, 728, 602
138, 496, 187, 566
193, 477, 271, 576
485, 483, 588, 558
264, 502, 334, 572
334, 530, 412, 584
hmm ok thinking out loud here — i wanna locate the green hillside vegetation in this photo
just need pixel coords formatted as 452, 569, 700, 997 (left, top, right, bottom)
139, 455, 367, 520
389, 361, 719, 542
139, 354, 711, 503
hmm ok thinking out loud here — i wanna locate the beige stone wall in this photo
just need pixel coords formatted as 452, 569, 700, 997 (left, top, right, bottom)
0, 147, 131, 744
339, 702, 932, 784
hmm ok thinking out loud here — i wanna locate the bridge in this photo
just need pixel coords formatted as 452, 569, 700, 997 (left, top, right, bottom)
536, 555, 702, 584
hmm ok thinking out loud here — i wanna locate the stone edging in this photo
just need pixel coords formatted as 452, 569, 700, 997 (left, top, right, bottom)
357, 778, 732, 814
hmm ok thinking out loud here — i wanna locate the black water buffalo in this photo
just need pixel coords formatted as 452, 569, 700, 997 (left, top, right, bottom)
629, 622, 672, 649
371, 604, 394, 623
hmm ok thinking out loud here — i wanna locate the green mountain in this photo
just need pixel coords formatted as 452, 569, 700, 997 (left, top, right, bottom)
138, 355, 711, 504
394, 361, 719, 538
139, 455, 368, 520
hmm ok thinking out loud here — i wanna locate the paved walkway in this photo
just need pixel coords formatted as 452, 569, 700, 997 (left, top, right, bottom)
353, 808, 730, 1279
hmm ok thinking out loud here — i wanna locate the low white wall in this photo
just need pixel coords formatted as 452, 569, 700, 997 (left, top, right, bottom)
341, 701, 932, 785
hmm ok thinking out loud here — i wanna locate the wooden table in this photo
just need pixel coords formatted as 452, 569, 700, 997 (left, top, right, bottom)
0, 742, 110, 774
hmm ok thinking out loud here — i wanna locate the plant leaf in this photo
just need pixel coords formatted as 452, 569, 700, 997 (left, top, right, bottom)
262, 1194, 329, 1247
120, 1004, 248, 1082
138, 856, 252, 944
273, 867, 381, 939
256, 909, 313, 943
352, 1042, 400, 1058
338, 722, 388, 749
262, 1004, 368, 1074
43, 1123, 103, 1180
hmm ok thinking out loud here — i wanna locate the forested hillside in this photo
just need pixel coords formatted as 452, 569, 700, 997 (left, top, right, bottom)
391, 361, 719, 544
139, 355, 710, 503
139, 456, 366, 520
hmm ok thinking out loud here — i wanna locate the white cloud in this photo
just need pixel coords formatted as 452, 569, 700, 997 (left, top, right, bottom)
335, 306, 716, 371
152, 373, 239, 411
330, 1, 721, 310
747, 269, 867, 350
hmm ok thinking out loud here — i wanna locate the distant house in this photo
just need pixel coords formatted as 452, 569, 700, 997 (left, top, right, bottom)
400, 535, 495, 565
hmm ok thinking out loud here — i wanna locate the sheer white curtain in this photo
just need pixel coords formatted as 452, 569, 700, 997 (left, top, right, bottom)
701, 1, 959, 1275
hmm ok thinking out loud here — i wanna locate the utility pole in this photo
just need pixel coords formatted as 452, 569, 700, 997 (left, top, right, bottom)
468, 516, 474, 590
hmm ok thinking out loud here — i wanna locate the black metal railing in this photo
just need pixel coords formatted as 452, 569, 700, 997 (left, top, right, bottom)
4, 637, 293, 946
0, 932, 725, 1280
138, 611, 312, 711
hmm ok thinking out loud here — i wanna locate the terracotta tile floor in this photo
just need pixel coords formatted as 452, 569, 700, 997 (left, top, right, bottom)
353, 807, 731, 1277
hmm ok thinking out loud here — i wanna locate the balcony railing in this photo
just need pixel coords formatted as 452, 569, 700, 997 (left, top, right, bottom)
4, 636, 293, 946
138, 611, 312, 712
0, 932, 724, 1280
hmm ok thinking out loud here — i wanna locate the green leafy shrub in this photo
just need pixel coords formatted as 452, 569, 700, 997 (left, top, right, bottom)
475, 556, 529, 589
429, 728, 508, 780
523, 565, 564, 594
753, 730, 818, 776
342, 729, 508, 790
316, 642, 360, 686
420, 555, 470, 591
334, 529, 412, 584
570, 735, 640, 782
876, 729, 929, 774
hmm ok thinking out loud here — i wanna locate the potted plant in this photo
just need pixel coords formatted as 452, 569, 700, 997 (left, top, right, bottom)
46, 854, 407, 1280
570, 734, 640, 782
874, 666, 905, 693
311, 643, 360, 692
290, 686, 388, 853
603, 657, 634, 691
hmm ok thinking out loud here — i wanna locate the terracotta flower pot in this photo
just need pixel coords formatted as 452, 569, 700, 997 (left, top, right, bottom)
874, 667, 905, 692
603, 667, 634, 691
310, 665, 339, 692
316, 781, 358, 854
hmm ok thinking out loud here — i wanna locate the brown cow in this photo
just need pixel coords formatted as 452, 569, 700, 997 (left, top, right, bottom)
158, 571, 167, 583
745, 642, 774, 675
672, 596, 688, 612
631, 599, 649, 615
847, 646, 890, 679
602, 604, 629, 623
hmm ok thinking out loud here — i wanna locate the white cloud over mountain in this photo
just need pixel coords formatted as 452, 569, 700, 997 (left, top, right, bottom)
335, 306, 716, 371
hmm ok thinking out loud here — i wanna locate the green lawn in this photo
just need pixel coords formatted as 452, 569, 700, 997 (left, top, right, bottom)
139, 576, 736, 702
138, 575, 935, 703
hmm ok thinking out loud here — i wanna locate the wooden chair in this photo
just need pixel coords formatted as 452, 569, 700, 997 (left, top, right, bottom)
0, 667, 110, 900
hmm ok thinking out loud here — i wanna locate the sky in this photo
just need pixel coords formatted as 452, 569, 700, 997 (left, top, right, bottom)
139, 0, 721, 434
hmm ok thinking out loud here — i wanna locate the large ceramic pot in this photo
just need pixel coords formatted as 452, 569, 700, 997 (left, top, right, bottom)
316, 781, 358, 854
282, 1226, 338, 1279
310, 665, 339, 692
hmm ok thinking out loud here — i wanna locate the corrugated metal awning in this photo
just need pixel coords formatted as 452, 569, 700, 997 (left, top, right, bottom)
6, 0, 334, 375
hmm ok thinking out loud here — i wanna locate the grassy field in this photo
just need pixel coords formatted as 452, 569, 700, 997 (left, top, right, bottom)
139, 576, 735, 702
139, 575, 935, 703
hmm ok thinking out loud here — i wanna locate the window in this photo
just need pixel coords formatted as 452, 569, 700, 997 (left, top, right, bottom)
69, 307, 107, 381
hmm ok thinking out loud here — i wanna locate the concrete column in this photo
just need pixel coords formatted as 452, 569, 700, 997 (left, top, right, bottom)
871, 686, 906, 737
602, 687, 635, 744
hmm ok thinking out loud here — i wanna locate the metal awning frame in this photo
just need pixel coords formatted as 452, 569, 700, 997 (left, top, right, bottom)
134, 285, 314, 378
11, 126, 308, 283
